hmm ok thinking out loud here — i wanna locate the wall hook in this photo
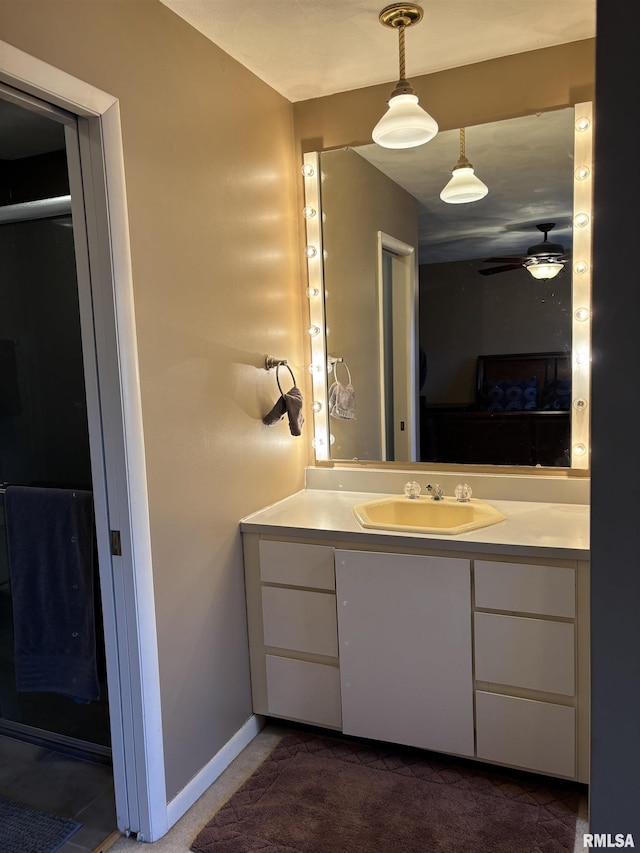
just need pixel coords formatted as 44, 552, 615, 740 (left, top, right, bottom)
264, 356, 288, 370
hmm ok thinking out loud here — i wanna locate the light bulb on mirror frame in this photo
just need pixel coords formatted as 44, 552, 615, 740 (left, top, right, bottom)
574, 306, 590, 322
301, 164, 315, 177
303, 206, 316, 219
305, 245, 318, 258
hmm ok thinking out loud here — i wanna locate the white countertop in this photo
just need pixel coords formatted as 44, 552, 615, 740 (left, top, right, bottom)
240, 489, 590, 560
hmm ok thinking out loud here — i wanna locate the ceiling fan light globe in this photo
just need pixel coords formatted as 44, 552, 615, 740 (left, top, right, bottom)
440, 166, 488, 204
372, 94, 438, 149
527, 261, 564, 280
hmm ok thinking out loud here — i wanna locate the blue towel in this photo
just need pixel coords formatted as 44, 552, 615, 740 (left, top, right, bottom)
5, 486, 99, 702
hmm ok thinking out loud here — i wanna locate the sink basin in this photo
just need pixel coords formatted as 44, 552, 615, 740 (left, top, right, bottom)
352, 496, 505, 535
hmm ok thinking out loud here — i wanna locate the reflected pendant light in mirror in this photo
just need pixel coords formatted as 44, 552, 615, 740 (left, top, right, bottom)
372, 3, 438, 149
440, 128, 489, 204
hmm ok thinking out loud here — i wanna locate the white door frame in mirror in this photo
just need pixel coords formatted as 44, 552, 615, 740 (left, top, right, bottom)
302, 102, 593, 471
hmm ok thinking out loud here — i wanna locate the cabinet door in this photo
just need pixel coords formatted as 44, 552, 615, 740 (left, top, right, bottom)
262, 586, 338, 657
265, 655, 342, 728
475, 560, 575, 617
474, 612, 575, 695
476, 690, 575, 777
335, 549, 474, 757
259, 540, 335, 589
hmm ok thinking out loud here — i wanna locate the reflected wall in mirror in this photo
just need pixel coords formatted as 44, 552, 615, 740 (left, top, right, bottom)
303, 103, 592, 470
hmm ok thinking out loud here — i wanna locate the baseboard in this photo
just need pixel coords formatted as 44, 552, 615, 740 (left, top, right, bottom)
165, 714, 264, 829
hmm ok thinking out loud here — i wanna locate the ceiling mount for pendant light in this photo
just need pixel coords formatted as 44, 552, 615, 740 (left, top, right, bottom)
372, 3, 438, 149
440, 128, 489, 204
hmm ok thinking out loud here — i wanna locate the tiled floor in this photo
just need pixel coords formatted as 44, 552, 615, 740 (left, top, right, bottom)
0, 733, 117, 853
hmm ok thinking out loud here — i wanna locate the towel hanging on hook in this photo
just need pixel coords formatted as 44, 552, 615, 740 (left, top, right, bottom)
329, 361, 357, 420
263, 363, 305, 436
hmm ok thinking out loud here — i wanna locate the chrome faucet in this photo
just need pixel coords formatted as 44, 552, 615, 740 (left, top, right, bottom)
425, 483, 444, 501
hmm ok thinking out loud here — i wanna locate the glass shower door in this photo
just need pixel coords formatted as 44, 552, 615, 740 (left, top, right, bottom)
0, 192, 110, 753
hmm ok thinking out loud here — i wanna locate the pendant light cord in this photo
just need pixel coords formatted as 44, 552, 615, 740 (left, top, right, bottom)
398, 24, 406, 79
460, 127, 466, 158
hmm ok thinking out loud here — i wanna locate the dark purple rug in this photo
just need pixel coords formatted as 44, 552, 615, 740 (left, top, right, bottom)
191, 732, 581, 852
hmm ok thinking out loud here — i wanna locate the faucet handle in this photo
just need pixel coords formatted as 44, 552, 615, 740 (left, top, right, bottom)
403, 480, 421, 499
425, 483, 444, 500
454, 483, 473, 502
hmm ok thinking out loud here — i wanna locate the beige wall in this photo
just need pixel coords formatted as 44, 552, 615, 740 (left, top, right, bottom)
294, 40, 595, 152
320, 148, 417, 460
0, 0, 306, 800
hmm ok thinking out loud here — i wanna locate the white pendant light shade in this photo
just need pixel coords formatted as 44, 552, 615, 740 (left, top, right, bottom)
440, 128, 488, 204
372, 93, 438, 149
372, 4, 438, 150
440, 165, 488, 203
526, 262, 564, 280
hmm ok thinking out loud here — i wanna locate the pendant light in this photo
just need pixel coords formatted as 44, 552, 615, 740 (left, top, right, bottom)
372, 3, 438, 149
440, 128, 489, 204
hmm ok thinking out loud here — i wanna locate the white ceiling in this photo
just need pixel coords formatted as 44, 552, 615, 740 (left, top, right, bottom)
159, 0, 596, 102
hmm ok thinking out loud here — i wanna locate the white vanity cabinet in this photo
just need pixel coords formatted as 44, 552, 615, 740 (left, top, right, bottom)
335, 549, 475, 757
242, 532, 589, 782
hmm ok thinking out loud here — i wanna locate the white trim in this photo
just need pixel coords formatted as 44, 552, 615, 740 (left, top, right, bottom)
377, 232, 418, 462
0, 41, 115, 115
0, 40, 167, 841
166, 715, 265, 827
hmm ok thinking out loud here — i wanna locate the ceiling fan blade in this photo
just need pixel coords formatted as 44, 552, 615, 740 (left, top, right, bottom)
478, 263, 524, 276
482, 256, 527, 263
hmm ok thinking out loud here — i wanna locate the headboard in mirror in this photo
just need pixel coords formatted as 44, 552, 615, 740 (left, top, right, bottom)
302, 102, 593, 471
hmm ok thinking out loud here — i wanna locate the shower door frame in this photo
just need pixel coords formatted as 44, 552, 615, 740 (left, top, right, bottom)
0, 46, 167, 841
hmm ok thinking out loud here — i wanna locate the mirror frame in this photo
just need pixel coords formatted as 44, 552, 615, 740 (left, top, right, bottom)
302, 101, 593, 472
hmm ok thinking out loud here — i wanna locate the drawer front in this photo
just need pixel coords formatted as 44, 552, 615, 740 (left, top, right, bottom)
266, 655, 342, 728
262, 586, 338, 657
476, 690, 575, 778
259, 540, 335, 590
475, 559, 575, 617
475, 612, 575, 695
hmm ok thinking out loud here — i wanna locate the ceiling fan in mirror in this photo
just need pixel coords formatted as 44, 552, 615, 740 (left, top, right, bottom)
479, 223, 570, 280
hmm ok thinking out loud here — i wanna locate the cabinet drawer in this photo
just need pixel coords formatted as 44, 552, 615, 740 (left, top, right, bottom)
265, 655, 341, 728
262, 586, 338, 657
476, 690, 575, 778
259, 540, 335, 589
475, 612, 574, 695
475, 559, 575, 617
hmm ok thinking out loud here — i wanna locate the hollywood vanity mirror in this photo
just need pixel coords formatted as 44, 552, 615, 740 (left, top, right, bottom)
302, 103, 593, 470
